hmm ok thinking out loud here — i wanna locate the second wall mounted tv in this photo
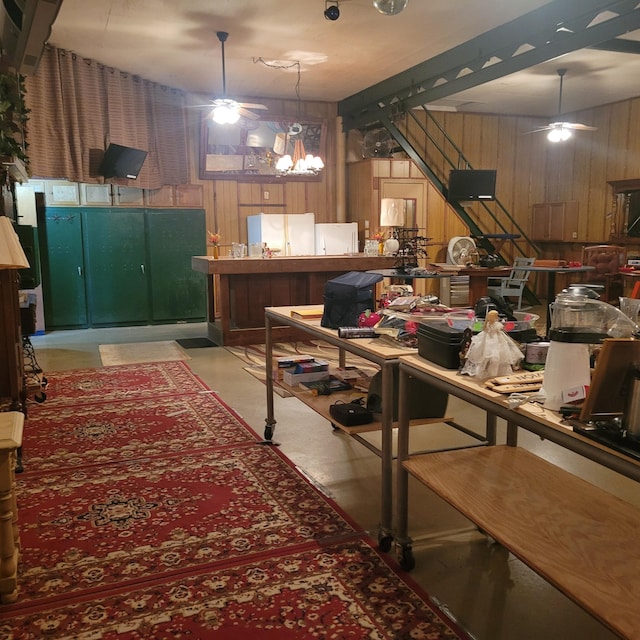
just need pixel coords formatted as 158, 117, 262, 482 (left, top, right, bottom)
447, 169, 497, 202
99, 143, 148, 179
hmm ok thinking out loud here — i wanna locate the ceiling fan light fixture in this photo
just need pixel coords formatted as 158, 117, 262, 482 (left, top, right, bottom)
373, 0, 408, 15
547, 126, 572, 143
212, 101, 240, 125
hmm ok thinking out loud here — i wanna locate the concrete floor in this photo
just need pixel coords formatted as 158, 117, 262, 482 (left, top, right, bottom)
27, 319, 637, 640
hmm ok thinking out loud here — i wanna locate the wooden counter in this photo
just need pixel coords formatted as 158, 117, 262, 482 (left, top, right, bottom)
192, 254, 396, 346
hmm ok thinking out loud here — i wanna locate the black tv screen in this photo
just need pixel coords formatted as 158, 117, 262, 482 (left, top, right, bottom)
447, 169, 497, 202
99, 143, 148, 179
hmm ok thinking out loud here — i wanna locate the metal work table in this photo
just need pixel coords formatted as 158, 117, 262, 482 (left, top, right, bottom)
263, 305, 490, 550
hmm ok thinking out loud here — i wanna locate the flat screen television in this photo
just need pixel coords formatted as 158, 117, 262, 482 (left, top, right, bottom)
99, 143, 148, 179
447, 169, 497, 202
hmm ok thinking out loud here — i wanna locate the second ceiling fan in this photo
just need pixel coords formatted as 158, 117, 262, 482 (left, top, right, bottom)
527, 68, 597, 142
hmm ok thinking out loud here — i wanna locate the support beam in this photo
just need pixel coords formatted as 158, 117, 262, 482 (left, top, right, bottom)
339, 0, 640, 131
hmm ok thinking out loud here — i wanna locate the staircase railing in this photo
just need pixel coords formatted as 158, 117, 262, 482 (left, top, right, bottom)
378, 107, 541, 305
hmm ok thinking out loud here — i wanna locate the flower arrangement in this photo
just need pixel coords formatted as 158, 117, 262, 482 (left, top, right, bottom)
207, 230, 221, 245
372, 231, 386, 242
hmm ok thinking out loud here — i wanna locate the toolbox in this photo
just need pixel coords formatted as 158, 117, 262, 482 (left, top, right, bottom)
417, 320, 539, 369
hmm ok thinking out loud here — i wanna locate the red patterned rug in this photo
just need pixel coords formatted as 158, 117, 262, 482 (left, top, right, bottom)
4, 538, 465, 640
21, 393, 258, 471
40, 361, 210, 406
4, 363, 468, 639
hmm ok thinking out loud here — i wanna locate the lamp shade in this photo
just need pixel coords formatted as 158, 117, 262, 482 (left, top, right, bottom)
0, 216, 30, 269
380, 198, 406, 227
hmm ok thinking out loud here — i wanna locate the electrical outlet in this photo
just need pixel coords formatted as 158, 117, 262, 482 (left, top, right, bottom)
263, 191, 270, 200
572, 231, 577, 239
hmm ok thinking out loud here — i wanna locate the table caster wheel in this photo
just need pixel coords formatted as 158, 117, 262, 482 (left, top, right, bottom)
398, 546, 415, 571
378, 534, 393, 553
263, 425, 273, 441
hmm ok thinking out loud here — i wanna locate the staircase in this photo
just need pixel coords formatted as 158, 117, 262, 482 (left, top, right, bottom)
376, 107, 541, 306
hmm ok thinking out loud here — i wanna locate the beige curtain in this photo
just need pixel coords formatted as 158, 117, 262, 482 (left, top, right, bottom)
24, 46, 188, 189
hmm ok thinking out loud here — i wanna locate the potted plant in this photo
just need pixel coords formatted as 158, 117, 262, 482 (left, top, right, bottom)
0, 69, 30, 180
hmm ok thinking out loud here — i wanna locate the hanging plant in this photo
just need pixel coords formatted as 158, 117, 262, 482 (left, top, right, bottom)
0, 71, 30, 169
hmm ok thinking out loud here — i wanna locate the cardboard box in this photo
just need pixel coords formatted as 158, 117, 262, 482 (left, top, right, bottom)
283, 370, 331, 386
271, 355, 315, 380
294, 360, 329, 374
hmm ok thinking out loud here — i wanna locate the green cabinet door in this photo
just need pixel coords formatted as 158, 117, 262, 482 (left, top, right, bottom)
82, 208, 149, 326
146, 209, 206, 322
40, 207, 88, 328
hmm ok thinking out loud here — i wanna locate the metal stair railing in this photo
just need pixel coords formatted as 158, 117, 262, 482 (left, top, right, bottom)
378, 107, 540, 306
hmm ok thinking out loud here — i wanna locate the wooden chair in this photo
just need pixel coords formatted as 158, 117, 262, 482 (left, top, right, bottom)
487, 256, 535, 310
577, 245, 626, 303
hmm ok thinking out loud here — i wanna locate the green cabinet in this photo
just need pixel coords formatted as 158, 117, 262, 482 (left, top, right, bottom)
146, 209, 206, 322
39, 206, 206, 329
40, 208, 88, 329
82, 208, 149, 325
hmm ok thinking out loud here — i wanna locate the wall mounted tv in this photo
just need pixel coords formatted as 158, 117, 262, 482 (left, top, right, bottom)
99, 144, 148, 179
447, 169, 497, 202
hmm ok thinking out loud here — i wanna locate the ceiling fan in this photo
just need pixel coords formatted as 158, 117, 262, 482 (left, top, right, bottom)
526, 69, 597, 142
205, 31, 268, 125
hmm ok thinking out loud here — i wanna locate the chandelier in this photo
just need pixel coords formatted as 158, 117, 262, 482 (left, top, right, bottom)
252, 58, 323, 177
275, 136, 324, 176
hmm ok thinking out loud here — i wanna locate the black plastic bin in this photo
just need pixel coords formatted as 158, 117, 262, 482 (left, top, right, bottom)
417, 320, 539, 369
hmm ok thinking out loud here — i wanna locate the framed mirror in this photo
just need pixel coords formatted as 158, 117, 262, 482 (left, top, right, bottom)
199, 114, 327, 181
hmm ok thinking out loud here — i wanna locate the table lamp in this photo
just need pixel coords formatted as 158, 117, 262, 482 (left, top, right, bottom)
0, 216, 30, 269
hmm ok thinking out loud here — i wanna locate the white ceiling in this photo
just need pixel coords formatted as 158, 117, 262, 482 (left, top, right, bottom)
47, 0, 640, 121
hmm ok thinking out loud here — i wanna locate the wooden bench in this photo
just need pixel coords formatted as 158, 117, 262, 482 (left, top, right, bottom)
402, 445, 640, 639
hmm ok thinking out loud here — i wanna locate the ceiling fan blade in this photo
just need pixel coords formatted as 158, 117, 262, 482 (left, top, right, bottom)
548, 121, 597, 131
567, 123, 598, 132
237, 107, 260, 120
239, 102, 268, 110
523, 126, 553, 134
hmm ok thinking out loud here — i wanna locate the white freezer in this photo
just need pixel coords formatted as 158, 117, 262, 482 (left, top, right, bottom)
314, 222, 359, 255
247, 213, 316, 256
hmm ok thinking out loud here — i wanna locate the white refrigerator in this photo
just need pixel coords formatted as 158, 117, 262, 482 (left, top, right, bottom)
247, 213, 316, 256
314, 222, 359, 255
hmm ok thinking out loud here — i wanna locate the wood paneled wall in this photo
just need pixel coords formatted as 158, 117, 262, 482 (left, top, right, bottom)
184, 93, 640, 260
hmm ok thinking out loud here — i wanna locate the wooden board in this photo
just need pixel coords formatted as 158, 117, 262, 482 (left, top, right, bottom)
403, 445, 640, 639
580, 338, 640, 420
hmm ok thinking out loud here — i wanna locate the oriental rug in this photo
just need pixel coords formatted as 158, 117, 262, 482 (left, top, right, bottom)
98, 340, 190, 366
3, 362, 469, 640
3, 538, 465, 640
40, 360, 210, 407
20, 392, 259, 472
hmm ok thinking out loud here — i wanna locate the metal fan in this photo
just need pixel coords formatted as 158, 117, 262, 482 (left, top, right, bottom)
525, 69, 597, 141
361, 128, 396, 157
447, 236, 476, 265
200, 32, 268, 124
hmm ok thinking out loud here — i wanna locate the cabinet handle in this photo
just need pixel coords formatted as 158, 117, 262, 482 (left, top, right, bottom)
77, 266, 82, 277
140, 264, 145, 274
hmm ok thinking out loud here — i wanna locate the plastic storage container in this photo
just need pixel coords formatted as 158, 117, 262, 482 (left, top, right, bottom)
418, 320, 539, 369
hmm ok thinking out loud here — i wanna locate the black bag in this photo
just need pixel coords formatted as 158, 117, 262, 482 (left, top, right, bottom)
321, 271, 384, 329
366, 369, 448, 421
329, 400, 373, 427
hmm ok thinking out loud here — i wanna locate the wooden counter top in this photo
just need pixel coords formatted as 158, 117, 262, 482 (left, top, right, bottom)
192, 254, 397, 275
